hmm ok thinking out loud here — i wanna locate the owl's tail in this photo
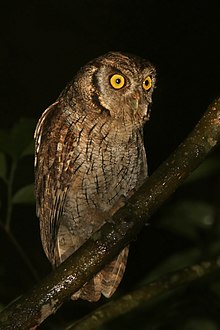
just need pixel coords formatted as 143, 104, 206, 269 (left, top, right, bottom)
71, 246, 129, 302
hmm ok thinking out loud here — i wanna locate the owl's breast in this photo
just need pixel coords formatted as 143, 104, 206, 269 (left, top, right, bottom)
58, 123, 147, 261
81, 130, 147, 212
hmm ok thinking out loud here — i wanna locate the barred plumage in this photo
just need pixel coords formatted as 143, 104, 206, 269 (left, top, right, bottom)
35, 52, 156, 301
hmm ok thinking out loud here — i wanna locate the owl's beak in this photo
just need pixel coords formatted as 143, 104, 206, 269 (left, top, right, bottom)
130, 92, 150, 121
131, 92, 140, 111
131, 99, 139, 111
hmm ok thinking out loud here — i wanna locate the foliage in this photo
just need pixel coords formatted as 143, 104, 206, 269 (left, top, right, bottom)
1, 118, 220, 329
0, 118, 40, 303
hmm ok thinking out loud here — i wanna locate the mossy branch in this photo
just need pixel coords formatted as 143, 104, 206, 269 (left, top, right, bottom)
0, 97, 220, 330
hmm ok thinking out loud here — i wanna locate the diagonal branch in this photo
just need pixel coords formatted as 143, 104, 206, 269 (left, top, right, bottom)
68, 256, 220, 330
0, 97, 220, 330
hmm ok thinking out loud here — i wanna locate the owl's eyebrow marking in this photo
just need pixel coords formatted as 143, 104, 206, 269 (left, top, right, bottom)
108, 66, 123, 73
109, 65, 134, 76
91, 73, 111, 116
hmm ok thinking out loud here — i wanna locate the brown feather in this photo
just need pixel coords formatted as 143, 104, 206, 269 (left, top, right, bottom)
71, 248, 129, 302
34, 52, 156, 301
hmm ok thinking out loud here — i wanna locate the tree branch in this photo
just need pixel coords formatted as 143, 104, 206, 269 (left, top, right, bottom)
68, 256, 220, 330
0, 97, 219, 329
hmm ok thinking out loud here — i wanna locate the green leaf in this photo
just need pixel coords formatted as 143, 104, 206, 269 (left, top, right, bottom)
185, 156, 220, 184
11, 118, 36, 160
21, 139, 35, 157
12, 184, 35, 204
0, 152, 7, 181
157, 200, 214, 241
0, 118, 36, 160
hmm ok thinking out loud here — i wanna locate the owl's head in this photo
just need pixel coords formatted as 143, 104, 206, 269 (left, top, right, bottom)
63, 52, 156, 128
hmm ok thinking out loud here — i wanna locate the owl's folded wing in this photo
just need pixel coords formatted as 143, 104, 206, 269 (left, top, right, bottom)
34, 101, 78, 263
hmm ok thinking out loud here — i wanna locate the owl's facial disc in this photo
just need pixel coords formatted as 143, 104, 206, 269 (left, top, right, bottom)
130, 92, 151, 122
100, 70, 154, 123
89, 52, 156, 124
126, 75, 153, 122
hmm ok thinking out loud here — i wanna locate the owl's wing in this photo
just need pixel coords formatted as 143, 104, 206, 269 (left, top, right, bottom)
34, 101, 77, 263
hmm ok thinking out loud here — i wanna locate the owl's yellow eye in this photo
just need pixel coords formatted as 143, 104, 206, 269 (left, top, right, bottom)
143, 76, 152, 91
110, 74, 125, 89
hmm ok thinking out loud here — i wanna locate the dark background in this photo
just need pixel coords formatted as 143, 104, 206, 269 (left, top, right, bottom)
1, 0, 219, 166
0, 1, 220, 329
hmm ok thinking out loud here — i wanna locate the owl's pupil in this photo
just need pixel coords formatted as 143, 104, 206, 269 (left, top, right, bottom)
116, 78, 121, 84
145, 80, 149, 86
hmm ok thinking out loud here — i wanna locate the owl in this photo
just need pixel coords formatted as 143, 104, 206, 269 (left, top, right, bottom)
34, 52, 156, 302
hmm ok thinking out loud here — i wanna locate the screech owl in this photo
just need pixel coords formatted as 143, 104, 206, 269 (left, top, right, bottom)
34, 52, 156, 302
